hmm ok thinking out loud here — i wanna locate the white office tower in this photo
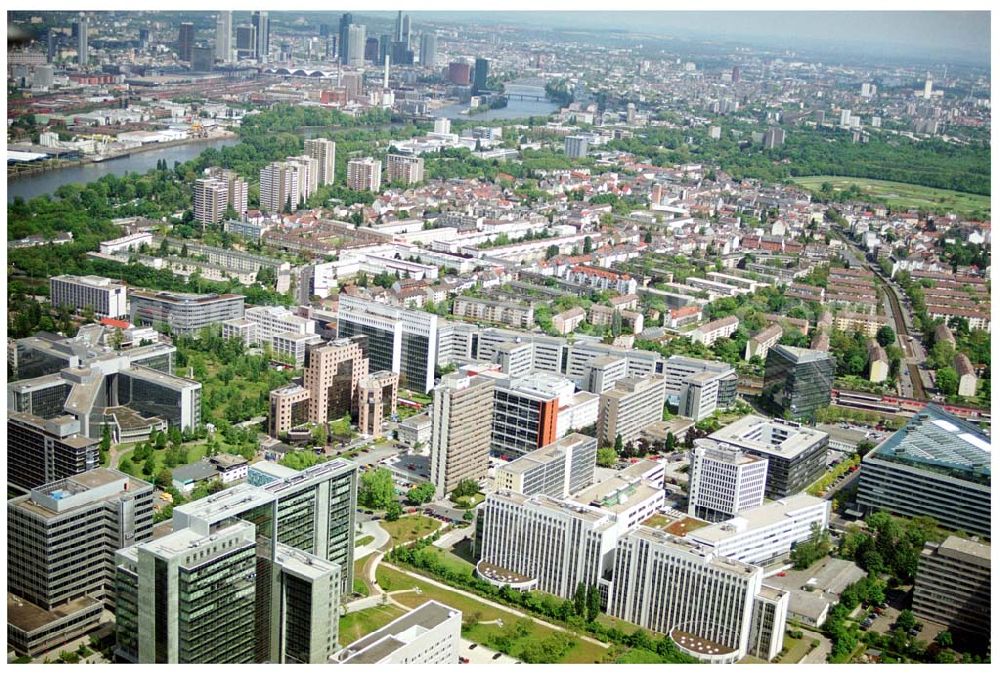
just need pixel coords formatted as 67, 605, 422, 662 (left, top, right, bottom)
260, 161, 301, 214
49, 274, 127, 319
433, 118, 451, 135
477, 490, 621, 598
346, 157, 382, 192
687, 440, 768, 522
347, 24, 366, 67
288, 155, 319, 203
193, 177, 229, 225
839, 108, 852, 127
419, 32, 437, 68
215, 11, 233, 63
430, 373, 495, 499
608, 529, 788, 663
924, 73, 933, 99
565, 135, 589, 159
304, 138, 336, 186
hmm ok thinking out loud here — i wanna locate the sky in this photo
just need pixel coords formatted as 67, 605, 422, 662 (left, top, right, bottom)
408, 11, 991, 65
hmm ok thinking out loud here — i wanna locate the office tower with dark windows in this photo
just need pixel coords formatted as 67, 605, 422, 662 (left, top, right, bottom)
763, 345, 834, 419
77, 14, 89, 66
177, 22, 195, 62
473, 57, 489, 94
236, 24, 256, 59
7, 412, 100, 491
8, 469, 153, 657
430, 373, 496, 499
337, 294, 439, 394
338, 12, 353, 64
191, 45, 214, 72
251, 11, 269, 63
215, 11, 232, 63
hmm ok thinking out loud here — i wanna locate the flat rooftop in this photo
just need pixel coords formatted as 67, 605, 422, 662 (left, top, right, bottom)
573, 476, 661, 515
630, 527, 758, 577
687, 494, 829, 545
334, 601, 459, 664
500, 433, 594, 476
710, 415, 828, 460
8, 593, 103, 634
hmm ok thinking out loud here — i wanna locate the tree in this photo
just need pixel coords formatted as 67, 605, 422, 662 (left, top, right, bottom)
100, 425, 112, 453
359, 468, 396, 509
664, 431, 676, 452
142, 456, 156, 476
406, 482, 436, 505
155, 469, 173, 489
876, 325, 896, 347
450, 478, 480, 500
614, 433, 624, 455
597, 446, 617, 467
311, 424, 327, 447
896, 609, 916, 633
573, 582, 587, 616
935, 631, 953, 649
935, 366, 959, 396
585, 585, 600, 622
153, 430, 167, 449
385, 501, 403, 521
583, 236, 594, 254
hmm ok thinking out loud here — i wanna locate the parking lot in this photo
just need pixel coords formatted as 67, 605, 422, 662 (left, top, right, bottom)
459, 638, 518, 665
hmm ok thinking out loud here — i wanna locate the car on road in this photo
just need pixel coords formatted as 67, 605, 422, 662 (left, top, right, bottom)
468, 644, 477, 650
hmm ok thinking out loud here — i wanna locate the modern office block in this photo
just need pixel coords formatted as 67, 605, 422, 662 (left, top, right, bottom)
386, 153, 425, 185
347, 157, 382, 192
7, 412, 100, 491
477, 491, 620, 598
332, 601, 460, 664
275, 545, 341, 664
430, 373, 495, 498
597, 375, 667, 447
215, 10, 232, 62
50, 275, 127, 319
489, 373, 565, 459
223, 305, 316, 347
177, 22, 195, 62
686, 493, 830, 565
663, 355, 737, 408
688, 441, 768, 522
304, 337, 368, 423
304, 138, 337, 186
608, 528, 777, 663
357, 370, 399, 437
763, 345, 835, 419
709, 415, 828, 499
337, 294, 439, 394
8, 470, 153, 656
911, 536, 990, 639
251, 11, 269, 63
268, 384, 311, 438
493, 433, 598, 498
419, 32, 438, 68
748, 587, 789, 661
129, 290, 245, 336
857, 406, 991, 536
678, 369, 729, 422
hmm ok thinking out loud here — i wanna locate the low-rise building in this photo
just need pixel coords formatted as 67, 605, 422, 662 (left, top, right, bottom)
493, 433, 597, 497
911, 536, 990, 639
953, 353, 977, 397
690, 316, 739, 346
331, 601, 461, 664
745, 324, 782, 361
452, 296, 534, 329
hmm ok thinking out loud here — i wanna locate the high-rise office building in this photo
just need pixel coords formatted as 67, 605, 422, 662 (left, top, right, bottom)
911, 536, 990, 639
338, 12, 353, 64
731, 65, 741, 83
346, 157, 382, 192
303, 337, 368, 426
473, 57, 489, 94
347, 24, 366, 67
191, 44, 214, 72
401, 14, 411, 46
857, 406, 991, 536
363, 36, 379, 63
8, 469, 153, 656
193, 177, 229, 225
215, 11, 232, 63
448, 61, 471, 85
357, 370, 399, 437
430, 373, 496, 498
77, 14, 89, 66
50, 274, 128, 319
420, 32, 437, 68
493, 433, 597, 498
177, 22, 195, 62
303, 138, 336, 186
687, 440, 768, 522
252, 11, 269, 63
597, 375, 667, 447
763, 345, 834, 419
236, 24, 256, 59
386, 153, 425, 185
394, 11, 404, 42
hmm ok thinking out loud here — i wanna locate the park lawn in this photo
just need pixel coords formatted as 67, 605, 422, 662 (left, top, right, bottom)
338, 604, 407, 645
451, 492, 485, 509
355, 534, 374, 548
616, 648, 666, 664
791, 176, 990, 219
353, 553, 372, 596
595, 613, 660, 637
778, 635, 814, 664
117, 441, 214, 479
380, 515, 440, 546
464, 621, 609, 664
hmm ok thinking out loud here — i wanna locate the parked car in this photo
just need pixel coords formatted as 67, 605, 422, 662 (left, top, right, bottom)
468, 644, 477, 650
492, 653, 503, 660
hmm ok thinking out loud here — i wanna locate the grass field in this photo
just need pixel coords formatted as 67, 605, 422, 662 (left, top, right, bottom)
380, 515, 440, 547
338, 604, 406, 645
353, 553, 372, 596
778, 635, 814, 664
791, 176, 990, 219
354, 535, 374, 548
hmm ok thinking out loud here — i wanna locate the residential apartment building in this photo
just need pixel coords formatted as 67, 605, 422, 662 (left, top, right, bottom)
868, 340, 888, 383
260, 160, 302, 213
337, 294, 439, 394
288, 154, 319, 202
452, 296, 534, 328
430, 373, 495, 498
332, 601, 461, 664
204, 167, 249, 217
567, 265, 637, 295
597, 375, 667, 446
50, 274, 127, 319
911, 536, 990, 639
763, 345, 834, 419
745, 324, 782, 361
7, 469, 153, 656
493, 433, 597, 497
954, 353, 978, 397
857, 406, 991, 536
709, 415, 828, 500
347, 157, 382, 192
304, 138, 336, 186
192, 177, 229, 225
686, 493, 830, 566
690, 316, 739, 346
357, 370, 399, 436
832, 312, 891, 338
129, 289, 245, 336
687, 441, 768, 522
386, 153, 425, 185
552, 307, 586, 335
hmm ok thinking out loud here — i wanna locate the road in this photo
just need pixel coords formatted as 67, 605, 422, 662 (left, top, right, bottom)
354, 520, 390, 559
799, 627, 832, 664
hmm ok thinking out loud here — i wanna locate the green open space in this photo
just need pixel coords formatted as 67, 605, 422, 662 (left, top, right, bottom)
338, 604, 407, 645
354, 535, 374, 548
791, 176, 990, 219
778, 635, 814, 664
352, 553, 372, 597
380, 515, 440, 547
117, 441, 214, 480
451, 492, 485, 509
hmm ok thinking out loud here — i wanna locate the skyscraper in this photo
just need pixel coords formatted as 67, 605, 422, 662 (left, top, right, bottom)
252, 11, 269, 64
236, 24, 256, 59
346, 157, 381, 192
364, 36, 380, 63
338, 12, 353, 65
304, 138, 336, 186
260, 161, 301, 214
430, 373, 496, 498
473, 57, 489, 95
191, 45, 215, 72
193, 177, 229, 225
731, 65, 741, 83
215, 11, 233, 63
420, 32, 437, 68
177, 22, 195, 62
77, 13, 89, 67
402, 14, 411, 47
346, 24, 366, 67
394, 11, 404, 42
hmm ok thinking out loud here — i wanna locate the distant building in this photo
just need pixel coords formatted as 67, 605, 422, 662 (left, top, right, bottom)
419, 33, 438, 68
911, 536, 990, 640
192, 177, 229, 225
857, 406, 990, 536
762, 127, 785, 149
177, 22, 195, 62
598, 375, 667, 446
565, 135, 589, 159
745, 324, 782, 361
452, 296, 534, 329
448, 61, 471, 85
386, 153, 424, 185
332, 601, 460, 664
867, 339, 889, 383
304, 138, 337, 186
473, 57, 489, 94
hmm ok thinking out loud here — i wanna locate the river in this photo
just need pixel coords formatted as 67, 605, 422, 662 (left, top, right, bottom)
7, 137, 241, 203
433, 83, 559, 121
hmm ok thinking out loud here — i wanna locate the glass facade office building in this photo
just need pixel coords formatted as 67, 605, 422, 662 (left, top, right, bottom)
763, 345, 834, 420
